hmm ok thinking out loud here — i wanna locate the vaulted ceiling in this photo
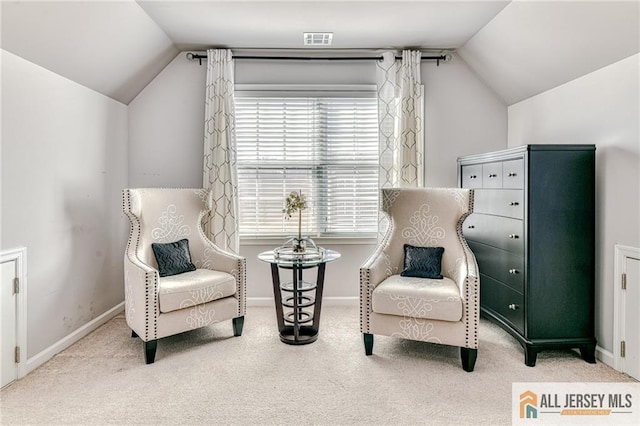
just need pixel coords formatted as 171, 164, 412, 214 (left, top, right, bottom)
2, 1, 638, 105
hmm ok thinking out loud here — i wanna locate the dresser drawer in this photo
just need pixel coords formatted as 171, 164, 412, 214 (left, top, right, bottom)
463, 214, 524, 255
468, 241, 524, 293
461, 164, 483, 188
474, 189, 524, 219
482, 162, 503, 188
502, 159, 524, 189
480, 274, 524, 334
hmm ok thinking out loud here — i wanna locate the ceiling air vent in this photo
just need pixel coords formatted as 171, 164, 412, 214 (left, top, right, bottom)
303, 32, 333, 46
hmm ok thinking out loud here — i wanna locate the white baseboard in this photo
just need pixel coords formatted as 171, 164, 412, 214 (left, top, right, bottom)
246, 297, 274, 306
25, 302, 125, 376
247, 296, 358, 307
322, 297, 359, 306
596, 345, 615, 368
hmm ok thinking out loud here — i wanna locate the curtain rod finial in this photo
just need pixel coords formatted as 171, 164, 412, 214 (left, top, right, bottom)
186, 52, 195, 61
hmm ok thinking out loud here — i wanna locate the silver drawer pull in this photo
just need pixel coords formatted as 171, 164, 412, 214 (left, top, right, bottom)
509, 269, 519, 274
508, 234, 519, 239
509, 201, 519, 206
488, 173, 497, 178
508, 304, 519, 311
508, 172, 517, 177
467, 225, 475, 229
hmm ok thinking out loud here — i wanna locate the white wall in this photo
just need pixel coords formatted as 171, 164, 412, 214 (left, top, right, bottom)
1, 50, 129, 357
424, 54, 507, 186
508, 53, 640, 356
128, 51, 507, 299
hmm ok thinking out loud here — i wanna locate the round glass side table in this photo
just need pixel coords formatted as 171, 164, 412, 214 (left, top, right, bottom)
258, 249, 341, 345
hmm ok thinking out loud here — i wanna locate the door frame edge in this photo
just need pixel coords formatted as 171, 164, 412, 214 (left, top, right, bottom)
613, 244, 640, 374
1, 246, 28, 380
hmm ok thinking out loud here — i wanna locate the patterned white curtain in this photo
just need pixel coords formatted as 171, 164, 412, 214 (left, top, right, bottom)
376, 50, 425, 235
377, 51, 400, 189
398, 50, 424, 187
376, 50, 424, 188
203, 49, 239, 254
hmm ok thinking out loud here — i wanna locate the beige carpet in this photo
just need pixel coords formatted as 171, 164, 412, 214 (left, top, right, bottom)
0, 306, 634, 425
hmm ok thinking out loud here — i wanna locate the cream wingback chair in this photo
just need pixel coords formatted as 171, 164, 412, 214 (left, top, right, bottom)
360, 188, 479, 371
122, 188, 246, 364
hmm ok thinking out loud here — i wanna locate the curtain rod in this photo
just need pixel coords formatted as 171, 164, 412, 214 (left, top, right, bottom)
185, 52, 452, 66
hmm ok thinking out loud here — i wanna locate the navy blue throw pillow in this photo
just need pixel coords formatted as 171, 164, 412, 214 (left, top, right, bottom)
401, 244, 445, 279
151, 239, 197, 277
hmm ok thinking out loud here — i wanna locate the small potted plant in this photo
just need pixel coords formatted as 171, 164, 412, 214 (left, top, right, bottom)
284, 190, 307, 252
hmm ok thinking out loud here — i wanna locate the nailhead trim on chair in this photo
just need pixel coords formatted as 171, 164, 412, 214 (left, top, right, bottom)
359, 268, 371, 333
455, 189, 479, 350
237, 257, 246, 317
359, 205, 394, 335
123, 189, 159, 342
469, 190, 479, 349
145, 274, 150, 340
144, 272, 158, 341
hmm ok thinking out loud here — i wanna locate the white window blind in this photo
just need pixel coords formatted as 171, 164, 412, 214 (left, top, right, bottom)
235, 88, 379, 238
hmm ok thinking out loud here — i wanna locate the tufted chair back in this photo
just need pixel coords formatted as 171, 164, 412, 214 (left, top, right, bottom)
380, 187, 476, 288
123, 188, 215, 269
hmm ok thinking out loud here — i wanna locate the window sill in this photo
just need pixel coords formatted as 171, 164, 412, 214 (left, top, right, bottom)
240, 236, 377, 246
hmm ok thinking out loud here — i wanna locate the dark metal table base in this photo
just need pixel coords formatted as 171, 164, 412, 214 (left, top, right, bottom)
270, 262, 326, 345
279, 326, 318, 344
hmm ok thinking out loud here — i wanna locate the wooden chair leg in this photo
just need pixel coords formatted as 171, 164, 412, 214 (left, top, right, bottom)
144, 340, 157, 364
233, 316, 245, 337
460, 347, 477, 372
363, 333, 374, 356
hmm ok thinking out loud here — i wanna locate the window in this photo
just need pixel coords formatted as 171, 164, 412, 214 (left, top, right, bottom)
235, 86, 379, 238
